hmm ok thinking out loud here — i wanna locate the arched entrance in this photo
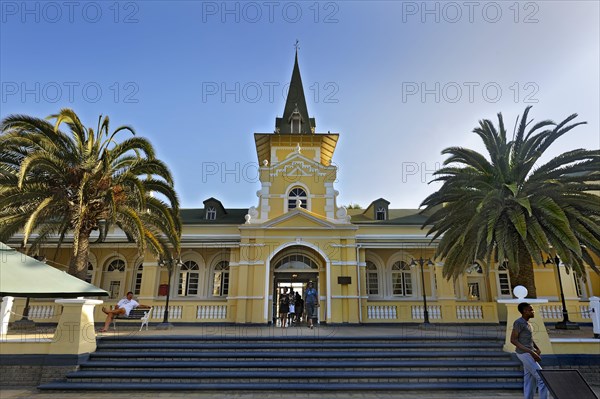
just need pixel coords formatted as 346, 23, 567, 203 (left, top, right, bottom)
271, 246, 320, 325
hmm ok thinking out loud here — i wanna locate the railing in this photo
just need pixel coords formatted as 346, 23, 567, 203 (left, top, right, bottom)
456, 305, 483, 320
540, 305, 563, 319
364, 301, 498, 323
197, 305, 227, 319
411, 305, 442, 320
539, 303, 593, 322
151, 305, 183, 320
579, 305, 592, 319
367, 305, 397, 320
29, 305, 56, 319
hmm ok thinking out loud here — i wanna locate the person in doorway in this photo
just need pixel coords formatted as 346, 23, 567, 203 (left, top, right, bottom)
510, 302, 549, 399
100, 291, 145, 332
294, 292, 304, 323
278, 288, 290, 328
288, 291, 296, 325
304, 281, 319, 329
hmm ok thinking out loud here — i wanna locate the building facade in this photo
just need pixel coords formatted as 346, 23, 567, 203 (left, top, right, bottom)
9, 53, 600, 326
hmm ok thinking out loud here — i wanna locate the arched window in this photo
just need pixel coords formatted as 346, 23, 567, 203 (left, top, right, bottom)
212, 261, 230, 297
288, 187, 307, 210
133, 264, 143, 295
85, 262, 94, 284
178, 260, 199, 296
391, 261, 413, 297
366, 261, 379, 296
497, 263, 512, 296
206, 206, 216, 220
574, 274, 587, 299
274, 254, 318, 270
376, 207, 386, 221
106, 259, 125, 272
103, 258, 125, 298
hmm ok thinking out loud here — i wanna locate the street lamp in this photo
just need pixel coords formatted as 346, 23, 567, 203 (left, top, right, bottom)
545, 255, 579, 330
410, 257, 435, 325
156, 257, 181, 330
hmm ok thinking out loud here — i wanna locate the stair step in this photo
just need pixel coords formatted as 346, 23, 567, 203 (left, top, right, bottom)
96, 342, 502, 351
89, 350, 510, 360
97, 335, 505, 343
80, 359, 521, 369
41, 334, 521, 391
67, 369, 523, 379
38, 381, 524, 391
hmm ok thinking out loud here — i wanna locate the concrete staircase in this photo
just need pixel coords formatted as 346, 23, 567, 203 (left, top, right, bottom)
38, 334, 523, 391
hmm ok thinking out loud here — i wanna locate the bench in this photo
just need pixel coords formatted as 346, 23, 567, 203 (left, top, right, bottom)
111, 307, 152, 331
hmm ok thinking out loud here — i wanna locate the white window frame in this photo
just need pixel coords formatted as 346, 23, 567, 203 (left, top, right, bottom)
178, 260, 200, 296
375, 206, 386, 220
206, 206, 216, 220
212, 261, 230, 297
391, 261, 413, 297
366, 261, 380, 297
85, 262, 95, 284
287, 187, 308, 210
133, 264, 143, 295
496, 263, 512, 297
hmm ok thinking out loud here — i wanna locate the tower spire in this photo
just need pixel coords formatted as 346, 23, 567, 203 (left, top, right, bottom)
275, 42, 315, 134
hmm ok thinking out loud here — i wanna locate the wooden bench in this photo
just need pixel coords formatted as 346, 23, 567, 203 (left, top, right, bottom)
112, 307, 152, 331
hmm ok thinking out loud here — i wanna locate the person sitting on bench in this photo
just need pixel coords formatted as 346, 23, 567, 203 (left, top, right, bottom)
99, 291, 146, 332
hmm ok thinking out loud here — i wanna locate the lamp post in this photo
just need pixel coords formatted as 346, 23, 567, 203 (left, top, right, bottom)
156, 258, 180, 330
545, 255, 579, 330
410, 257, 434, 325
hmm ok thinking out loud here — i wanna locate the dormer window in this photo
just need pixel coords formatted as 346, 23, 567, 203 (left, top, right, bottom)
206, 206, 216, 220
288, 187, 307, 210
376, 207, 386, 220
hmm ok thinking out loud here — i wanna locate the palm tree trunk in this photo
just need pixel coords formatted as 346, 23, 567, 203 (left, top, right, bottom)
510, 242, 537, 298
68, 230, 91, 280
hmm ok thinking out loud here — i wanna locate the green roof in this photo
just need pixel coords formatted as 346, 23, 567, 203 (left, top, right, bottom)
180, 207, 428, 226
181, 208, 248, 224
348, 208, 429, 226
0, 242, 109, 298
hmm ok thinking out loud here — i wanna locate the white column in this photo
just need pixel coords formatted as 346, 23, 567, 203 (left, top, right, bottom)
1, 296, 14, 336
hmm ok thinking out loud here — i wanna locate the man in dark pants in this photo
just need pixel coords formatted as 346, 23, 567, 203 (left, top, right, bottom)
510, 302, 549, 399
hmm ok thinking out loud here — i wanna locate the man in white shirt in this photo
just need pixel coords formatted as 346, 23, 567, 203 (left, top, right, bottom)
99, 291, 142, 332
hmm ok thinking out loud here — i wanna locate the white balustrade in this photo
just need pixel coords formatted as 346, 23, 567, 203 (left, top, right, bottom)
456, 305, 483, 320
580, 305, 592, 319
151, 305, 183, 320
540, 305, 562, 319
411, 305, 441, 320
197, 305, 227, 320
367, 305, 397, 320
29, 305, 55, 319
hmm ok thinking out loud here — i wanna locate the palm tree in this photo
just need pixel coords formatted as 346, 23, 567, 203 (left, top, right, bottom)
420, 106, 600, 297
0, 108, 181, 280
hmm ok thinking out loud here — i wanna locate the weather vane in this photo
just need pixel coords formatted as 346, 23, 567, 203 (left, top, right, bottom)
294, 39, 300, 52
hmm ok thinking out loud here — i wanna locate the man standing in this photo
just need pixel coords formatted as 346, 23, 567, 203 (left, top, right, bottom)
510, 302, 549, 399
304, 281, 319, 329
99, 291, 141, 332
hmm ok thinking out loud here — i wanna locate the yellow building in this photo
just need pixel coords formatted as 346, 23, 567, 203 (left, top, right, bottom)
8, 53, 600, 327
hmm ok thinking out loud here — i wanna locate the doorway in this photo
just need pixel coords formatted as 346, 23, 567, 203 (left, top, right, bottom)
272, 272, 318, 325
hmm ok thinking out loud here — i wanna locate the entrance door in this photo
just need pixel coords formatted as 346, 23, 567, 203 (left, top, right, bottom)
273, 273, 318, 325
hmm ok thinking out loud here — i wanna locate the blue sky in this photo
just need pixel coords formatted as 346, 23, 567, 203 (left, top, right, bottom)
1, 1, 599, 210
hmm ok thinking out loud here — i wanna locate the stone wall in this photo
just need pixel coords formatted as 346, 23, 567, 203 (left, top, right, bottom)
0, 365, 77, 386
